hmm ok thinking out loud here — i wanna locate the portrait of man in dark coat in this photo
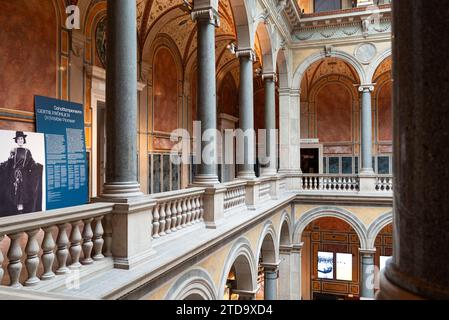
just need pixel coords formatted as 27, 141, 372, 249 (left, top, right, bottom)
0, 131, 44, 217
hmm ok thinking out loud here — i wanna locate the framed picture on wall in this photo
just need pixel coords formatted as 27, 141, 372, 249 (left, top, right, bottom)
0, 130, 46, 217
318, 251, 334, 279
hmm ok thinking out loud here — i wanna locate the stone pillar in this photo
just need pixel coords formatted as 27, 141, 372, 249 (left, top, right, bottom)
279, 245, 292, 300
359, 85, 375, 175
291, 243, 303, 300
279, 89, 302, 189
377, 0, 449, 300
261, 72, 278, 177
103, 0, 142, 198
191, 8, 220, 185
236, 49, 256, 179
358, 85, 376, 193
262, 263, 279, 300
360, 249, 376, 299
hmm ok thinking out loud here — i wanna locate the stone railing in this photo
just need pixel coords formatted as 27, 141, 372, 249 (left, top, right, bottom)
151, 188, 205, 239
301, 174, 360, 192
0, 203, 114, 288
375, 175, 393, 192
223, 181, 247, 213
259, 178, 272, 203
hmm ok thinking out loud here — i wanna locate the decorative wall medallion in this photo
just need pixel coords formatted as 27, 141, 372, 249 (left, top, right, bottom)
355, 43, 377, 64
96, 17, 107, 68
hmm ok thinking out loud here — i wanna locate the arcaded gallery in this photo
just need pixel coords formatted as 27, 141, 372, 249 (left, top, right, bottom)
0, 0, 447, 301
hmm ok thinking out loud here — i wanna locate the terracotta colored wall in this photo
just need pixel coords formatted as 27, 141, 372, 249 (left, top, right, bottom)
153, 47, 178, 133
377, 82, 392, 142
316, 83, 352, 143
219, 73, 238, 117
0, 0, 57, 112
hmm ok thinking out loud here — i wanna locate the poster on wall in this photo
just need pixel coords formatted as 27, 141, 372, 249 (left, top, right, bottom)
35, 96, 88, 210
318, 251, 334, 279
0, 130, 46, 217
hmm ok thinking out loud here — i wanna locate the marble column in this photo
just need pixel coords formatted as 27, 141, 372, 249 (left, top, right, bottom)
279, 245, 292, 300
360, 249, 376, 299
191, 9, 220, 185
263, 263, 279, 300
377, 0, 449, 300
102, 0, 142, 198
291, 243, 303, 300
237, 49, 256, 179
261, 72, 278, 177
359, 85, 375, 175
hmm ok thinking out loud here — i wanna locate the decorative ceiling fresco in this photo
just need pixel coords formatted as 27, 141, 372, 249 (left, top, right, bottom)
83, 0, 265, 84
301, 58, 360, 99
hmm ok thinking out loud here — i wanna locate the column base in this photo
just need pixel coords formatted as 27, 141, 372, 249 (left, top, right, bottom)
260, 168, 278, 177
193, 174, 220, 185
101, 182, 143, 199
237, 171, 257, 180
360, 168, 375, 176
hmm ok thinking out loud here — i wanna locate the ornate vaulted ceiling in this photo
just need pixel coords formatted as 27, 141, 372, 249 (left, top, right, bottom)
83, 0, 265, 85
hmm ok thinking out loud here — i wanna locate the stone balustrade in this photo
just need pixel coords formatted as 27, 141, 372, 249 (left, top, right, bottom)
151, 188, 205, 239
223, 180, 247, 213
0, 203, 114, 288
301, 174, 360, 192
375, 175, 393, 192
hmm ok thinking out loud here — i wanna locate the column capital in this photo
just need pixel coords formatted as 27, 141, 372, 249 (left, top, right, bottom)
261, 261, 281, 273
235, 48, 257, 62
262, 72, 277, 81
292, 242, 304, 253
191, 8, 220, 27
359, 248, 377, 256
279, 244, 293, 254
358, 84, 376, 92
233, 289, 258, 300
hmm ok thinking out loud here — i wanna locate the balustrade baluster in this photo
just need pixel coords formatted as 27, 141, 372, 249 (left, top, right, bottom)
160, 202, 167, 236
41, 227, 56, 280
152, 204, 160, 239
171, 200, 178, 232
191, 197, 197, 224
7, 232, 23, 288
165, 201, 172, 234
92, 216, 105, 260
69, 221, 82, 269
25, 229, 40, 286
82, 218, 94, 265
103, 215, 112, 257
199, 197, 204, 222
181, 199, 187, 228
186, 197, 193, 225
56, 223, 70, 274
176, 199, 183, 230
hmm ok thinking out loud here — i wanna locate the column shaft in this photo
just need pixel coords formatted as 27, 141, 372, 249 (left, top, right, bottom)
193, 10, 219, 184
264, 270, 278, 300
261, 74, 277, 176
237, 51, 256, 179
379, 0, 449, 300
103, 0, 141, 197
360, 87, 374, 174
360, 250, 375, 299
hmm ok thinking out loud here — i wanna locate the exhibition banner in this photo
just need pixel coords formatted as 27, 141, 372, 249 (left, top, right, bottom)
35, 96, 88, 210
0, 130, 46, 217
